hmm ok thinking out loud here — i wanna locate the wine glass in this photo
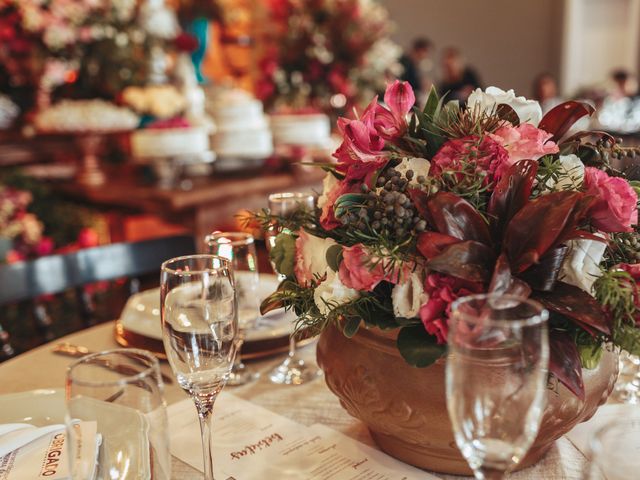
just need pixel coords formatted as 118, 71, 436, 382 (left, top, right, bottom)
65, 348, 170, 480
206, 231, 260, 386
585, 418, 640, 479
446, 293, 549, 480
265, 192, 320, 385
161, 254, 238, 480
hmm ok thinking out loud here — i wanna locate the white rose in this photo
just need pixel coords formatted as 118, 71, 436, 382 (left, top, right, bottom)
391, 271, 428, 318
545, 154, 585, 191
560, 237, 607, 294
395, 157, 430, 184
467, 86, 543, 126
317, 172, 339, 210
314, 269, 359, 315
296, 231, 337, 283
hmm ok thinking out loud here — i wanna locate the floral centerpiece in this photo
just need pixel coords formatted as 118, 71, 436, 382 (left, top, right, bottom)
260, 81, 640, 402
257, 0, 402, 115
0, 0, 179, 112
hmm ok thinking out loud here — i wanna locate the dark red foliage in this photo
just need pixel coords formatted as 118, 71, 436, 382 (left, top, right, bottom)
538, 101, 595, 142
549, 330, 585, 400
426, 241, 496, 283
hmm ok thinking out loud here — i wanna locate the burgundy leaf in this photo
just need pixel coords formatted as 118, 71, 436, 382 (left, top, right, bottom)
426, 192, 492, 244
427, 240, 496, 283
407, 188, 430, 220
495, 104, 520, 126
488, 160, 538, 240
519, 246, 569, 292
489, 253, 532, 297
504, 191, 585, 273
555, 195, 596, 245
538, 101, 595, 142
549, 330, 585, 401
535, 282, 611, 336
417, 232, 460, 259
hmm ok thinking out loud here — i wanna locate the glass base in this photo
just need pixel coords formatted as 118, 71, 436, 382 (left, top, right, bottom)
226, 362, 260, 386
612, 352, 640, 404
268, 356, 321, 385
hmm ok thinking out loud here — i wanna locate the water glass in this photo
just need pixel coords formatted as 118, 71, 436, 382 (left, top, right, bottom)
584, 418, 640, 479
206, 231, 260, 385
446, 294, 549, 479
65, 348, 170, 480
265, 192, 320, 385
161, 254, 238, 480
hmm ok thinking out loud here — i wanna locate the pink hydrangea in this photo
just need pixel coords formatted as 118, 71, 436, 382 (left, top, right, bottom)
489, 123, 558, 166
419, 273, 483, 344
430, 135, 510, 187
584, 167, 638, 233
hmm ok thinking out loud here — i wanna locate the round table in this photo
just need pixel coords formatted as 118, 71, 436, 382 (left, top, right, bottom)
0, 322, 588, 479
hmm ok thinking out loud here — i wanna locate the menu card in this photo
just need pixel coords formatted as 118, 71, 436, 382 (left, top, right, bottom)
168, 393, 437, 479
0, 421, 100, 480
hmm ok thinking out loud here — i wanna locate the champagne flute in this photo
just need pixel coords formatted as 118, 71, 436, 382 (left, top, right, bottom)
265, 192, 320, 385
585, 418, 640, 479
161, 255, 238, 480
65, 348, 170, 480
206, 231, 260, 386
446, 293, 549, 480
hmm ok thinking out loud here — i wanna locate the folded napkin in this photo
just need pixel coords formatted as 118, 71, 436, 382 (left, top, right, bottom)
0, 421, 101, 480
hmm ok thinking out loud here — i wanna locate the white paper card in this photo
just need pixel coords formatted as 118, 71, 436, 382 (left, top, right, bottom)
0, 421, 99, 480
168, 394, 435, 479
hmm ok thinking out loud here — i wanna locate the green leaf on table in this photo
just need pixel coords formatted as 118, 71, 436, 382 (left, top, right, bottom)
397, 325, 446, 368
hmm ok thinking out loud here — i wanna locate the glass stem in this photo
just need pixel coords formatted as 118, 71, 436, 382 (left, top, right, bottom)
288, 334, 296, 358
475, 466, 505, 480
234, 331, 246, 369
194, 395, 217, 480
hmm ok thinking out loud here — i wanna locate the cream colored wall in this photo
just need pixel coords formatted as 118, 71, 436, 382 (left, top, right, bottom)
381, 0, 564, 97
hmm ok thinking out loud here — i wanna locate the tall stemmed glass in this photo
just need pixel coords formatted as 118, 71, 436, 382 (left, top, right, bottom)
585, 418, 640, 479
265, 192, 320, 385
206, 231, 260, 385
161, 255, 238, 480
446, 294, 549, 480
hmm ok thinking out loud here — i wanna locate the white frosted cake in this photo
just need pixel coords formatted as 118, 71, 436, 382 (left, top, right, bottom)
269, 113, 331, 147
209, 89, 273, 159
131, 126, 210, 159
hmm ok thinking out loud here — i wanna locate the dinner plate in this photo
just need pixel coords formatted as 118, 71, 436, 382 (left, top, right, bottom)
115, 273, 311, 360
0, 389, 152, 478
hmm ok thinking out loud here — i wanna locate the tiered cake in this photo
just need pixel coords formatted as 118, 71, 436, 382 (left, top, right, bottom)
269, 113, 332, 147
209, 89, 273, 160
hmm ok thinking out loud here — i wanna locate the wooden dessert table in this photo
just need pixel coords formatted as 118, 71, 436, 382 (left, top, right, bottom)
54, 167, 324, 245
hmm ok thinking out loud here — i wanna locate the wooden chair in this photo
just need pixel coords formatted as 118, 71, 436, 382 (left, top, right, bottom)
0, 235, 196, 359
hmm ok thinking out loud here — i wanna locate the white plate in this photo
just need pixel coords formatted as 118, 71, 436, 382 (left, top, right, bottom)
0, 389, 152, 479
120, 273, 294, 342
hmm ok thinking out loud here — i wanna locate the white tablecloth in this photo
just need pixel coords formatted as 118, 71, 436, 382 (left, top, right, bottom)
0, 322, 589, 479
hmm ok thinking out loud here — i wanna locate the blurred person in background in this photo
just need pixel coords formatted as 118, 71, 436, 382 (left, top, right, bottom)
610, 69, 638, 100
400, 37, 434, 97
532, 72, 563, 114
438, 47, 481, 102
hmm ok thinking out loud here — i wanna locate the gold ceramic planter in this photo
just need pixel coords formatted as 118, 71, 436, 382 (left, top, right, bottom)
316, 322, 618, 475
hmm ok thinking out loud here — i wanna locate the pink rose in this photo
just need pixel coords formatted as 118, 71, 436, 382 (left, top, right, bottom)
338, 244, 388, 291
430, 135, 510, 187
490, 123, 558, 165
584, 167, 638, 232
35, 236, 54, 257
419, 273, 483, 344
77, 228, 99, 248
